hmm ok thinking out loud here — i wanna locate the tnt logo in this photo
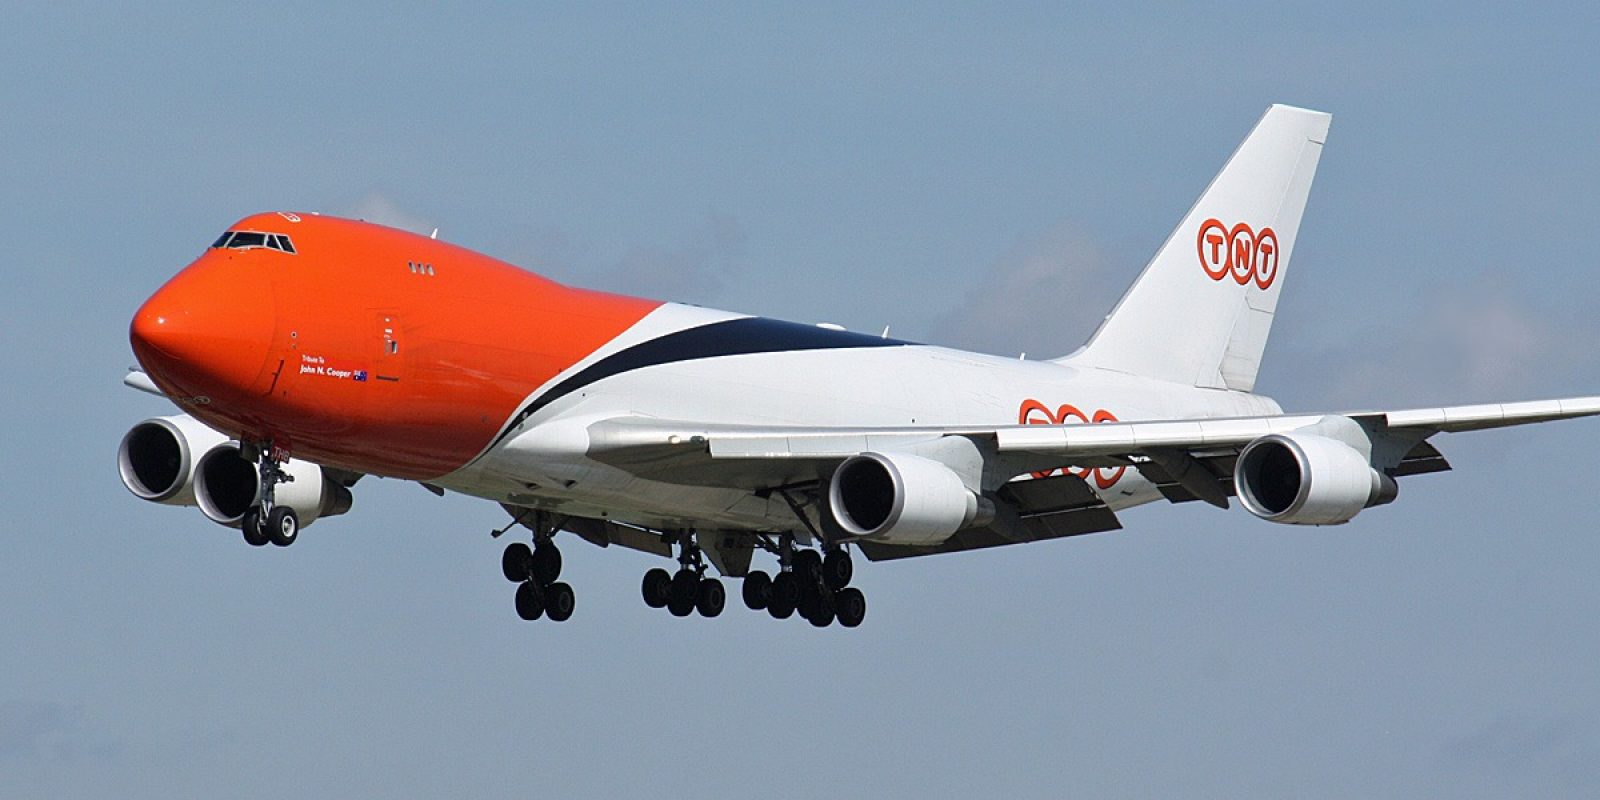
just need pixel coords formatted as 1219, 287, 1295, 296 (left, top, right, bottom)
1197, 218, 1279, 290
1018, 399, 1126, 489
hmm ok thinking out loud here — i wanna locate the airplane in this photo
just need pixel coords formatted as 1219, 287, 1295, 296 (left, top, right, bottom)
118, 104, 1600, 627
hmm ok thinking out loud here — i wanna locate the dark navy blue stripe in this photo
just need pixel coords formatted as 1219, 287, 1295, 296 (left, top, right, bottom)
490, 317, 910, 448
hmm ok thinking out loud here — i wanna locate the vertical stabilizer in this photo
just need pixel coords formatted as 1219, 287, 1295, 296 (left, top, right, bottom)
1061, 104, 1330, 392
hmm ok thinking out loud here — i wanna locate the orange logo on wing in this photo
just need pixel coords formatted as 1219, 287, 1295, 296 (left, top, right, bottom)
1018, 399, 1126, 489
1197, 218, 1278, 290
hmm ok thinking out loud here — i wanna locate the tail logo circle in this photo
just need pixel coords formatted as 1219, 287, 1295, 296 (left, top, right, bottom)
1197, 218, 1277, 290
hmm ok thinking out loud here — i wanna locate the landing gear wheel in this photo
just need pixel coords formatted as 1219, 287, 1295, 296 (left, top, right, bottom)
241, 510, 269, 547
515, 581, 545, 621
642, 568, 672, 608
834, 587, 866, 628
807, 591, 836, 628
768, 572, 799, 619
742, 570, 772, 610
667, 569, 698, 617
267, 506, 299, 547
792, 549, 822, 585
544, 582, 575, 622
531, 544, 562, 585
823, 549, 853, 588
502, 542, 533, 582
797, 583, 821, 621
696, 578, 726, 618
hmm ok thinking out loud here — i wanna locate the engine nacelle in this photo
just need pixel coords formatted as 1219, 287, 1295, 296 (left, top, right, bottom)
1234, 432, 1398, 525
118, 415, 232, 506
828, 451, 991, 545
193, 444, 352, 529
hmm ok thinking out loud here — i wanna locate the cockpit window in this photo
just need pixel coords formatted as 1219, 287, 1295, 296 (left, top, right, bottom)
210, 230, 297, 254
227, 231, 267, 249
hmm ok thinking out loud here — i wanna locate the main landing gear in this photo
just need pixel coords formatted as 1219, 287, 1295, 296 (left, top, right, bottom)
241, 444, 299, 548
635, 530, 866, 627
498, 511, 573, 623
641, 530, 726, 619
739, 536, 865, 628
491, 510, 866, 627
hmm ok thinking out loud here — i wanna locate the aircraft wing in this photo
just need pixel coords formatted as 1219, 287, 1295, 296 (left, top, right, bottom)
582, 396, 1600, 560
587, 395, 1600, 482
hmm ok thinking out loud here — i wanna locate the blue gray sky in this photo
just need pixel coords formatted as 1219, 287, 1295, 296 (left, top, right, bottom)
4, 3, 1600, 797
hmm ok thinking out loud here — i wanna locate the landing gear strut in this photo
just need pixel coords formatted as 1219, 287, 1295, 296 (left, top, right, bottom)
240, 442, 299, 548
641, 530, 724, 619
497, 509, 573, 623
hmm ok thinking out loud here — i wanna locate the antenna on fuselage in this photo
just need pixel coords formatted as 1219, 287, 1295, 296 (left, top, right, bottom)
430, 228, 439, 240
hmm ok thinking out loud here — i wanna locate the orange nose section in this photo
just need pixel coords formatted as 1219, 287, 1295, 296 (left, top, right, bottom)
130, 258, 274, 400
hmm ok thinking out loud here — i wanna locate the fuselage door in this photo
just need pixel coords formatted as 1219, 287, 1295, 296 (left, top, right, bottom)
373, 312, 407, 383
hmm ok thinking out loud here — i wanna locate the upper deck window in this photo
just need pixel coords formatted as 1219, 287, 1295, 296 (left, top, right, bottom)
212, 230, 297, 254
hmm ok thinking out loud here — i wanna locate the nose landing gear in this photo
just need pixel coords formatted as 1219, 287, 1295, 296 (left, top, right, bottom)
240, 443, 299, 548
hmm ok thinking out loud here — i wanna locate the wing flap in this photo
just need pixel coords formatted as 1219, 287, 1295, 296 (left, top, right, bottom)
1392, 440, 1451, 476
859, 500, 1121, 562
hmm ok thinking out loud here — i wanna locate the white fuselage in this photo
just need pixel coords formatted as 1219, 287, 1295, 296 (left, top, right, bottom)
440, 304, 1283, 533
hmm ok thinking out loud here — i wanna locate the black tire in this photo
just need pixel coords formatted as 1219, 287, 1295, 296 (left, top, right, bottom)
515, 581, 544, 621
823, 549, 853, 589
642, 568, 672, 608
792, 549, 821, 585
696, 578, 726, 618
531, 544, 562, 585
742, 570, 772, 610
835, 587, 866, 628
544, 582, 575, 622
768, 572, 798, 619
502, 542, 534, 583
667, 569, 698, 617
797, 581, 821, 621
241, 510, 269, 547
267, 506, 299, 547
807, 590, 836, 628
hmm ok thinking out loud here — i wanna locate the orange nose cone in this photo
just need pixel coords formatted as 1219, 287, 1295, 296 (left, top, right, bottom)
131, 259, 274, 400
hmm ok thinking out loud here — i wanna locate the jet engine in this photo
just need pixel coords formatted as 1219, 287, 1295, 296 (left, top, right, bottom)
194, 444, 351, 529
119, 414, 351, 529
1233, 432, 1397, 525
828, 451, 992, 545
118, 415, 231, 506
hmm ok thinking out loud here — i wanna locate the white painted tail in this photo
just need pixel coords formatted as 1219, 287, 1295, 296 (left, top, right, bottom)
1062, 104, 1331, 392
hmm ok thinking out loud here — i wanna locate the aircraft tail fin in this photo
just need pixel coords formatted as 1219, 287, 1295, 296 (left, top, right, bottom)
1061, 104, 1330, 392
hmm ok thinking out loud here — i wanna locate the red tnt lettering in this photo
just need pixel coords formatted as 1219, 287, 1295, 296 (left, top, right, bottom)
1196, 219, 1279, 290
